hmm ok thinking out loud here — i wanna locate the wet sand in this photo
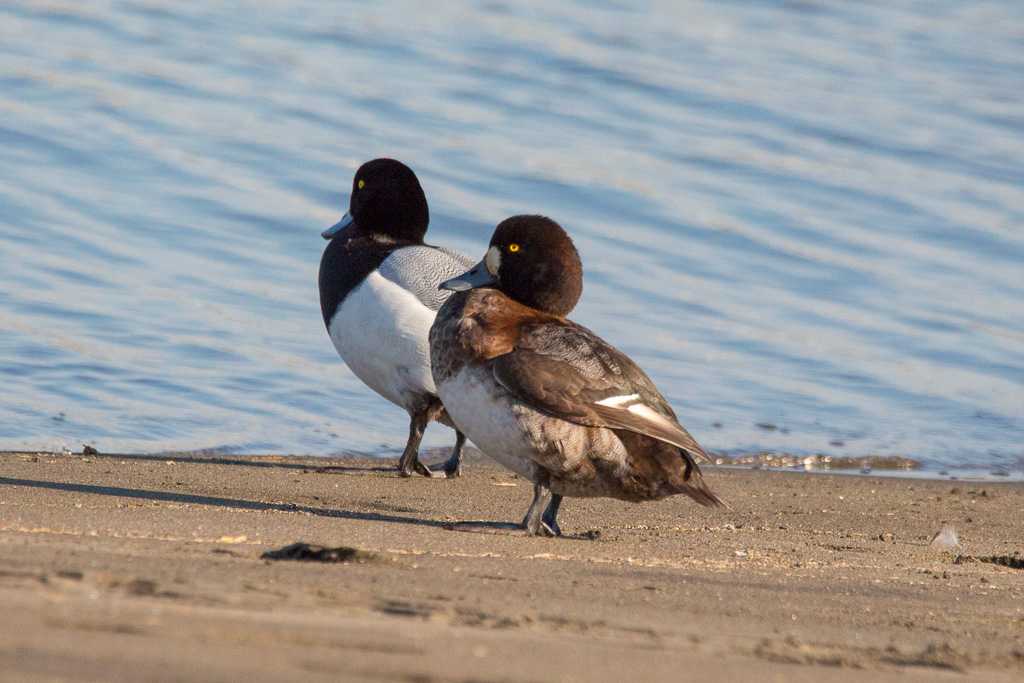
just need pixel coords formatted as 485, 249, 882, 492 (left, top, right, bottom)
1, 449, 1022, 682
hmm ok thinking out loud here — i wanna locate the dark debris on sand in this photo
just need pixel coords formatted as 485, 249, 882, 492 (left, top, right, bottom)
261, 542, 378, 564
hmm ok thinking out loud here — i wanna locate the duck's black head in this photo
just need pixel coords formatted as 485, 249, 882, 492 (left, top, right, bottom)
321, 158, 429, 244
440, 215, 583, 317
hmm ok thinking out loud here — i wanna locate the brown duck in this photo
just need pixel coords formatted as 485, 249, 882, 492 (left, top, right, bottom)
429, 215, 724, 536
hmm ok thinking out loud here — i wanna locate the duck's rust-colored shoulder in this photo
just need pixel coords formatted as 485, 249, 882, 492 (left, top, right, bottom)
465, 290, 557, 359
430, 289, 557, 381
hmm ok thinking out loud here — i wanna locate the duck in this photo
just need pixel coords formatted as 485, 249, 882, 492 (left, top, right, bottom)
429, 215, 724, 535
319, 158, 474, 478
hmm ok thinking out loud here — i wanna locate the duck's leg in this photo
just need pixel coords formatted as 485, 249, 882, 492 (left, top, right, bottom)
541, 493, 563, 537
446, 479, 557, 536
522, 482, 558, 537
397, 407, 441, 478
400, 398, 465, 479
440, 429, 466, 478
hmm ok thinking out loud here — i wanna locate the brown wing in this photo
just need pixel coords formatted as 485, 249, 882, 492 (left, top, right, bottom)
490, 320, 712, 463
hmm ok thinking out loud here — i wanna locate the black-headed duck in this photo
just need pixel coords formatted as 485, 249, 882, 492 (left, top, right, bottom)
319, 158, 474, 477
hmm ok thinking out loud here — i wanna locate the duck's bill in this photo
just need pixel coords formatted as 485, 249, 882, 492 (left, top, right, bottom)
439, 259, 497, 291
321, 212, 354, 240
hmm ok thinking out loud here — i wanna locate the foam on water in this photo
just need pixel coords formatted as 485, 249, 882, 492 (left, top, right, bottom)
1, 1, 1022, 473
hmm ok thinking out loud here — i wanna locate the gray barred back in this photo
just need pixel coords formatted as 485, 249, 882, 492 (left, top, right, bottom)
379, 245, 475, 312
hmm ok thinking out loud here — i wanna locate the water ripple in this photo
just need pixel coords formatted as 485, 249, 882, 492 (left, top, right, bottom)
0, 0, 1021, 471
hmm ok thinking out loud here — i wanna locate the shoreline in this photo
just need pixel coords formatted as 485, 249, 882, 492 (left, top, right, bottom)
1, 450, 1022, 681
5, 446, 1022, 483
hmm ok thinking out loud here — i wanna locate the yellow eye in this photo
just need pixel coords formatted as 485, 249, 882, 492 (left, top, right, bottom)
508, 243, 520, 252
357, 179, 365, 190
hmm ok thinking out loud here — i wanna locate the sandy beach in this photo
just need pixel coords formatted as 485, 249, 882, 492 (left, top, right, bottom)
1, 449, 1021, 682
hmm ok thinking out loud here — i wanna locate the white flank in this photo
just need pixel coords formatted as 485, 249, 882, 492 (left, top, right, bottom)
328, 269, 436, 409
595, 393, 640, 407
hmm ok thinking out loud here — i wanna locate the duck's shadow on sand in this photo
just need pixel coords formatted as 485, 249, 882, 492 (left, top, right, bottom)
0, 474, 452, 529
78, 451, 397, 475
0, 454, 599, 540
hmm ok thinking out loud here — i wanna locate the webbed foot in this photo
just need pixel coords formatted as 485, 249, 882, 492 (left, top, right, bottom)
445, 520, 557, 537
399, 457, 446, 479
439, 429, 466, 478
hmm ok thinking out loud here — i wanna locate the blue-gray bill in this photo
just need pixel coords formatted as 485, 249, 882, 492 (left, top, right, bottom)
439, 259, 496, 291
322, 212, 354, 240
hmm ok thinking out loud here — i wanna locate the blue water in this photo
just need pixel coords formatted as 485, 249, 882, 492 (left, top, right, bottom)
1, 1, 1022, 473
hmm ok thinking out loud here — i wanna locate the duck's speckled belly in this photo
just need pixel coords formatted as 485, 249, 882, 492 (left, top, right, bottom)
436, 367, 538, 480
437, 366, 630, 496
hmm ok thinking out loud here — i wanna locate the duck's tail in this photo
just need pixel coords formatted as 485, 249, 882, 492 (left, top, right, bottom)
679, 450, 729, 509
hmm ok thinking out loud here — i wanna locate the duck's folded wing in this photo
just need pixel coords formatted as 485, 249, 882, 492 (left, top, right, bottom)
490, 322, 712, 463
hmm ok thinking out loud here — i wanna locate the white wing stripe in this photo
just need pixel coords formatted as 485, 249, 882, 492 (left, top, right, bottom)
595, 393, 640, 407
592, 394, 711, 462
597, 396, 684, 436
627, 403, 676, 429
